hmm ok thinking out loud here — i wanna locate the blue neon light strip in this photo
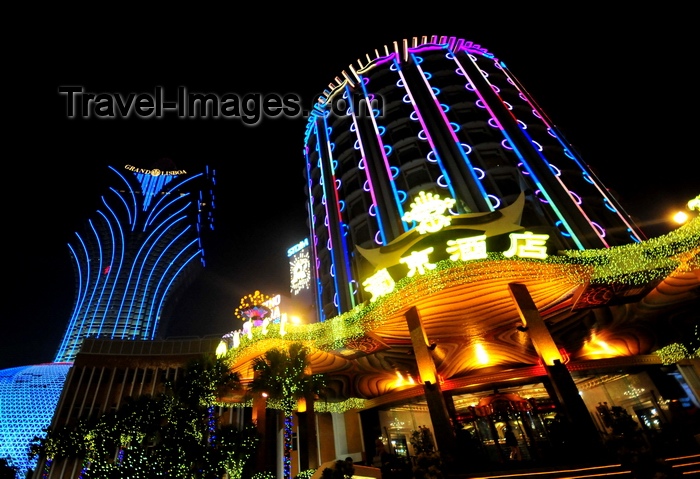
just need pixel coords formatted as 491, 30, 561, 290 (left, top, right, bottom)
135, 225, 192, 337
90, 210, 115, 337
99, 198, 126, 339
358, 74, 407, 240
81, 219, 105, 346
149, 242, 200, 339
496, 63, 643, 243
347, 84, 387, 245
479, 61, 607, 246
120, 210, 189, 338
318, 115, 343, 317
109, 166, 138, 231
452, 53, 584, 249
54, 240, 86, 362
412, 54, 491, 209
303, 146, 326, 321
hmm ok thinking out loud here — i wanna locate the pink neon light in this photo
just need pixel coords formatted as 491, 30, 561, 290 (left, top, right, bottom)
592, 222, 606, 237
369, 204, 377, 217
569, 190, 582, 205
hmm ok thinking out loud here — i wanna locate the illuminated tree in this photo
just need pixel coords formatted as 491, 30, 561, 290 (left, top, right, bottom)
29, 356, 259, 479
248, 343, 327, 479
235, 290, 273, 326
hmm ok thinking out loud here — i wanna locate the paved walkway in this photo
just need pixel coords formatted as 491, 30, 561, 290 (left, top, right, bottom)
448, 453, 700, 478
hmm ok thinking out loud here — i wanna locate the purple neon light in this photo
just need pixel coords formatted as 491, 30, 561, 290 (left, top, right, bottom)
373, 53, 398, 67
592, 222, 606, 237
487, 195, 501, 209
569, 190, 582, 205
496, 64, 642, 242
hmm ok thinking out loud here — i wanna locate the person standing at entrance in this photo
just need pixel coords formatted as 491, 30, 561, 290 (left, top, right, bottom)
504, 426, 521, 461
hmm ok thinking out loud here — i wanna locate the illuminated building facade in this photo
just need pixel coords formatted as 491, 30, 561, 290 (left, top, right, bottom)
54, 160, 216, 362
0, 364, 71, 478
303, 35, 644, 320
287, 35, 699, 469
28, 37, 700, 478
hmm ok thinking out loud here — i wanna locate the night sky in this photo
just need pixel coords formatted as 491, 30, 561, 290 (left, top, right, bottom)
4, 10, 696, 370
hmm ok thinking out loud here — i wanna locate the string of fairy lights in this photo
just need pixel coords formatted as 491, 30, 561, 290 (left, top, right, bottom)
223, 216, 699, 413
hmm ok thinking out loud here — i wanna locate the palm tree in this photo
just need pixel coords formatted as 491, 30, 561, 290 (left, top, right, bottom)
248, 342, 326, 479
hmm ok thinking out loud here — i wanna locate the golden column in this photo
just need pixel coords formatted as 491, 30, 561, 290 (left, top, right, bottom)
406, 306, 457, 456
508, 282, 605, 453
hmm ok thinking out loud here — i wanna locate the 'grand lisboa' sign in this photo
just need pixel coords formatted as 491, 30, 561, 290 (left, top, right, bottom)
124, 164, 187, 176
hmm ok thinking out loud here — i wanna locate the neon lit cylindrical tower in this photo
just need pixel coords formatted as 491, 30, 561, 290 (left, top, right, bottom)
303, 35, 644, 320
54, 160, 216, 362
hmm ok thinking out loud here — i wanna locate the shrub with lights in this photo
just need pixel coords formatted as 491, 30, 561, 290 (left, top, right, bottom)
248, 343, 327, 479
30, 356, 260, 479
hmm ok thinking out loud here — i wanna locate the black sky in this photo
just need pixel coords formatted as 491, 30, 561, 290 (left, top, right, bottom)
4, 10, 697, 370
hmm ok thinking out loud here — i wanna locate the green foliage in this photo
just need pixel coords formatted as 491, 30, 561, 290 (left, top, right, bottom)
30, 355, 258, 479
252, 471, 276, 479
294, 469, 316, 478
248, 343, 327, 415
248, 343, 328, 479
409, 426, 444, 479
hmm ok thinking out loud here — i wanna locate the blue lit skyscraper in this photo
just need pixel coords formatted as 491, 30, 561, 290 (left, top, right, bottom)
54, 160, 216, 362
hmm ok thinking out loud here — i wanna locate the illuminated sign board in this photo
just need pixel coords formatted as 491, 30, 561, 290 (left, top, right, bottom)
288, 238, 311, 295
124, 164, 186, 176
